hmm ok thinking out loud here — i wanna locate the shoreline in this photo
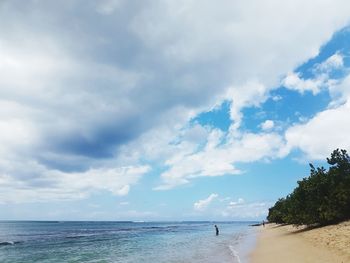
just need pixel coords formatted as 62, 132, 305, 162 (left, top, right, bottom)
249, 221, 350, 263
235, 226, 258, 263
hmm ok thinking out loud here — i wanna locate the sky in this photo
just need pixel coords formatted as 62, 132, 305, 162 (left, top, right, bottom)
1, 0, 350, 221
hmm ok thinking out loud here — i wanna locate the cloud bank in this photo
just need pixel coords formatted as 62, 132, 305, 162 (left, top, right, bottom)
1, 0, 350, 202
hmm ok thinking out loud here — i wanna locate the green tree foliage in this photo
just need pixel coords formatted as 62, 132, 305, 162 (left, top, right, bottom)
267, 149, 350, 226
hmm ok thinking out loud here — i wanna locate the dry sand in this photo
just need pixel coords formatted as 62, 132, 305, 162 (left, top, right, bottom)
250, 221, 350, 263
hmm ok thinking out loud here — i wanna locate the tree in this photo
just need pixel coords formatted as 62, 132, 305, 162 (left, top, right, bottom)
267, 149, 350, 226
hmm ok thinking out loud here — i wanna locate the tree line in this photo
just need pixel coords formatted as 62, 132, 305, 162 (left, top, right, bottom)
267, 149, 350, 226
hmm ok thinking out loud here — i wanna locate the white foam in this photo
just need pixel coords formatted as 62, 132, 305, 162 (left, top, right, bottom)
229, 245, 242, 263
0, 241, 15, 246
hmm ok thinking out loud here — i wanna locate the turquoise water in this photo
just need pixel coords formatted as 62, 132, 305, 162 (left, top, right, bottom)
0, 221, 257, 263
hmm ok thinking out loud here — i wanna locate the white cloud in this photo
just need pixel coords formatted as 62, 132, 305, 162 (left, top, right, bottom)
1, 0, 350, 201
0, 165, 150, 203
329, 72, 350, 107
280, 52, 350, 160
272, 95, 283, 102
227, 81, 269, 130
156, 128, 285, 190
120, 46, 350, 221
285, 100, 350, 160
229, 198, 245, 206
282, 52, 345, 95
282, 72, 326, 95
222, 200, 271, 219
315, 52, 344, 72
193, 195, 271, 219
194, 193, 218, 211
261, 120, 275, 131
285, 68, 350, 160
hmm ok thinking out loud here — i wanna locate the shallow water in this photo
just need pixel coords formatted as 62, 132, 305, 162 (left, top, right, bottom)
0, 221, 256, 263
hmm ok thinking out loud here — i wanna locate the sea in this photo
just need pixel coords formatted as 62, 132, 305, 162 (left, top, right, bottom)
0, 221, 257, 263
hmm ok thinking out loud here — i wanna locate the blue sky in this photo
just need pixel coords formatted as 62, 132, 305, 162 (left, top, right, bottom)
1, 0, 350, 221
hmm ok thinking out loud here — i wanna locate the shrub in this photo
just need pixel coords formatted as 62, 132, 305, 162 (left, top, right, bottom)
267, 149, 350, 226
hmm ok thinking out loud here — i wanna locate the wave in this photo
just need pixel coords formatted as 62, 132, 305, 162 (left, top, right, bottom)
65, 233, 98, 239
0, 241, 21, 246
65, 235, 88, 239
229, 245, 241, 263
117, 225, 181, 232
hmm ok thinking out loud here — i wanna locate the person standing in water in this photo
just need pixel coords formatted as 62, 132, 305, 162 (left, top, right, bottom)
214, 225, 219, 236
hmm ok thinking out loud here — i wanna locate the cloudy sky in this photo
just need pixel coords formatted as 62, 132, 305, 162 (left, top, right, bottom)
1, 0, 350, 221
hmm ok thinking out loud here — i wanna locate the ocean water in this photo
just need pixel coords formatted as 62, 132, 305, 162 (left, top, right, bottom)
0, 221, 257, 263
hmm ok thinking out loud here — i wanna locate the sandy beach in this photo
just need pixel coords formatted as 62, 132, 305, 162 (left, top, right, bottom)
250, 221, 350, 263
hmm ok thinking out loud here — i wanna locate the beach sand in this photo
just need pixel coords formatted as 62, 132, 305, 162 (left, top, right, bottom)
250, 221, 350, 263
